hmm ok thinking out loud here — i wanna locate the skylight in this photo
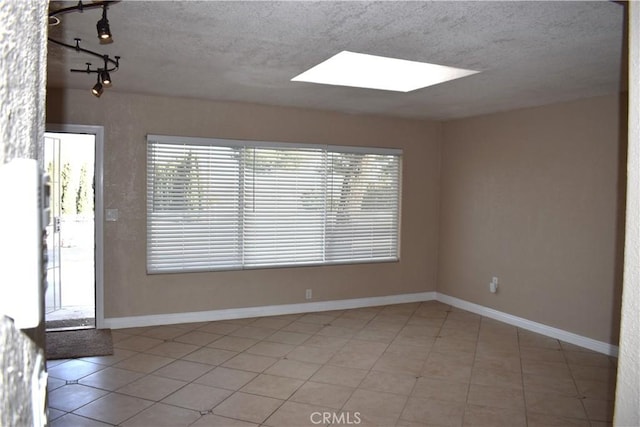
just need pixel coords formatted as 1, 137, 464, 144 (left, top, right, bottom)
292, 51, 479, 93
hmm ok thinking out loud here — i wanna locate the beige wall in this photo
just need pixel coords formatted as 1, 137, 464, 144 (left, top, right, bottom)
45, 88, 624, 345
46, 89, 442, 318
439, 94, 624, 344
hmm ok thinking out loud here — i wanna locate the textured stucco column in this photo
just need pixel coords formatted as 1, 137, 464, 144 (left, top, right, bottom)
0, 0, 48, 164
614, 2, 640, 426
0, 0, 48, 425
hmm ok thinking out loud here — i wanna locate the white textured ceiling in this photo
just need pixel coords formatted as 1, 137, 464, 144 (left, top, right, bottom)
47, 1, 624, 120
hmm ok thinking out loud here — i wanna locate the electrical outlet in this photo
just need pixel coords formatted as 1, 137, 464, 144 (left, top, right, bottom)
305, 289, 312, 300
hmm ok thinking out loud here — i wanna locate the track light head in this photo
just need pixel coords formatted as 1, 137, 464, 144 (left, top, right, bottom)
100, 56, 112, 86
96, 5, 112, 41
92, 77, 104, 97
100, 70, 112, 87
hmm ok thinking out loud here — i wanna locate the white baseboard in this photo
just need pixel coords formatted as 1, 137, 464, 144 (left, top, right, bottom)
103, 290, 617, 357
103, 291, 437, 330
436, 293, 618, 357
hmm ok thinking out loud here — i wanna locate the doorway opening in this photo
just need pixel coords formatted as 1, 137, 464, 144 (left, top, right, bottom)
44, 131, 96, 330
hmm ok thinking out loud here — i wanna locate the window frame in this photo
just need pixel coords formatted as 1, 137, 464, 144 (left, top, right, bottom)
146, 134, 402, 274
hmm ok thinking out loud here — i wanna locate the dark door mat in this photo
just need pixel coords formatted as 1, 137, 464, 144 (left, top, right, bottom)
46, 329, 113, 360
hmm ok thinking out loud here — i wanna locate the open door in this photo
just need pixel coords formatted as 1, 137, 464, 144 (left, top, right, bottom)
44, 132, 96, 330
44, 135, 62, 315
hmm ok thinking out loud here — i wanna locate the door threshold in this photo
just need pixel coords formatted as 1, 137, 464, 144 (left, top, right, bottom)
45, 316, 96, 331
46, 324, 96, 332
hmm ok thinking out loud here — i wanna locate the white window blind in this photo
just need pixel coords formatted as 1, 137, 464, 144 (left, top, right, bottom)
147, 135, 401, 273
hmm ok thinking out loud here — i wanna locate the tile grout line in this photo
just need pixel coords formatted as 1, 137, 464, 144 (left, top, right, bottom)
460, 310, 483, 427
562, 338, 592, 424
322, 310, 385, 425
266, 310, 361, 426
396, 304, 450, 425
517, 326, 530, 427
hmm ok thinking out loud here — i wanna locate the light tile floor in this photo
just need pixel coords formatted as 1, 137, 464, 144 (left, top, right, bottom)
46, 301, 617, 426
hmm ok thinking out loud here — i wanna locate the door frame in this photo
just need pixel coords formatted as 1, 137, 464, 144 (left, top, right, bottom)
45, 124, 105, 329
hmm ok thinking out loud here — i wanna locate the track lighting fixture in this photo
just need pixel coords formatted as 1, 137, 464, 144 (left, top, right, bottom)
48, 1, 122, 98
100, 57, 112, 87
100, 70, 112, 87
92, 75, 104, 98
96, 5, 112, 41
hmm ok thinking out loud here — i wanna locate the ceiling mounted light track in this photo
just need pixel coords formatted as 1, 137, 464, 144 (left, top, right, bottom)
48, 1, 122, 98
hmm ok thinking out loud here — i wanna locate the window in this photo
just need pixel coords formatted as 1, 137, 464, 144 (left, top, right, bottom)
147, 135, 401, 273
